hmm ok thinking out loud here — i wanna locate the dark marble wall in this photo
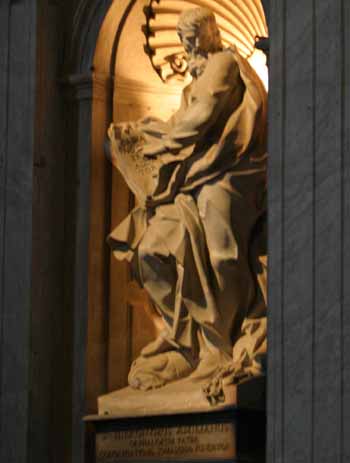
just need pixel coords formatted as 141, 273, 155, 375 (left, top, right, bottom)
0, 1, 83, 462
0, 1, 114, 462
0, 2, 37, 463
268, 1, 350, 462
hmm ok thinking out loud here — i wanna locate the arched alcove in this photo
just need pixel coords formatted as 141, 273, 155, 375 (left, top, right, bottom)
86, 0, 270, 411
83, 0, 270, 409
65, 0, 270, 460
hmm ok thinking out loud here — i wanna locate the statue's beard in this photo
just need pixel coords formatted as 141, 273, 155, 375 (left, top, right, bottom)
187, 53, 208, 78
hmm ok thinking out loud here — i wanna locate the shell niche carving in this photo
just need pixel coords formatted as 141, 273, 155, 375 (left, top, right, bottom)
142, 0, 269, 86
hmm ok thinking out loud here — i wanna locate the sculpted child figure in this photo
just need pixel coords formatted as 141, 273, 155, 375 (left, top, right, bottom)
107, 8, 267, 395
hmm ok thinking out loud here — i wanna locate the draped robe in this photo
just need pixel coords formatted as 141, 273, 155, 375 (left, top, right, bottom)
107, 47, 267, 357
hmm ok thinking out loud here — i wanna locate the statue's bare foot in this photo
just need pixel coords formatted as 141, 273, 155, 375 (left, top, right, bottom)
140, 331, 177, 358
128, 351, 195, 391
189, 349, 232, 382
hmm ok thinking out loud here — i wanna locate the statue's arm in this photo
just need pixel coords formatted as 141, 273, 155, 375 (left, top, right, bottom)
135, 85, 191, 155
143, 52, 241, 157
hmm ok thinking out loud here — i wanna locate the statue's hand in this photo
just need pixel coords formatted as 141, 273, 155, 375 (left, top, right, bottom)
143, 136, 183, 158
137, 117, 169, 137
143, 139, 167, 158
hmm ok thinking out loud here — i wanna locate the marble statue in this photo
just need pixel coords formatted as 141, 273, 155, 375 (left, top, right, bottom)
106, 8, 267, 403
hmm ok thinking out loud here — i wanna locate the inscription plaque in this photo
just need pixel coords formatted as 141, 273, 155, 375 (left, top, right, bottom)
86, 405, 266, 463
96, 422, 235, 462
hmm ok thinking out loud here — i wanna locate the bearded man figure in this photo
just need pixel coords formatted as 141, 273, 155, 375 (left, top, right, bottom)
107, 8, 268, 394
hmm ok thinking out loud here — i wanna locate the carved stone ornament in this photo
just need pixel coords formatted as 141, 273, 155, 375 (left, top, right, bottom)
103, 7, 268, 416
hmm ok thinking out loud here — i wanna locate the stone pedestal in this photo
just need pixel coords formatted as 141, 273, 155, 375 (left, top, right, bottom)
98, 376, 266, 418
85, 377, 265, 463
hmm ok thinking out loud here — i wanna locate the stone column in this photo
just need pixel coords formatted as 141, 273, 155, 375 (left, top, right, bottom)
268, 1, 350, 462
63, 72, 113, 463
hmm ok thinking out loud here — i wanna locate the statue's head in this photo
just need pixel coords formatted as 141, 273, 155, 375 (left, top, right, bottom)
177, 8, 223, 77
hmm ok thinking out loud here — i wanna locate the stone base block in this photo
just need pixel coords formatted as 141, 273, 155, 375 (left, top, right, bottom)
85, 377, 266, 463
